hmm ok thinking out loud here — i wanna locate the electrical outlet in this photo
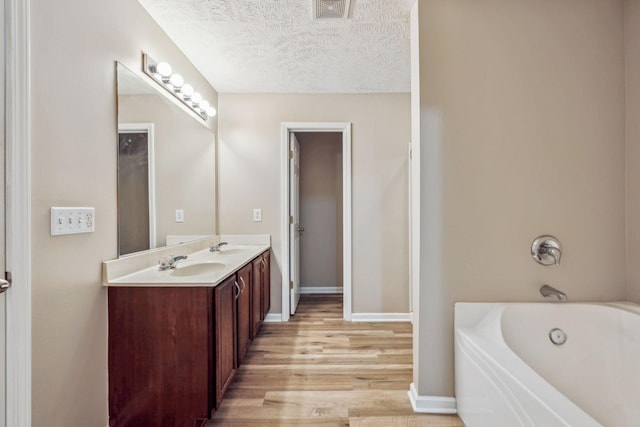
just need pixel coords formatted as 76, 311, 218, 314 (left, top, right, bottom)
176, 209, 185, 223
51, 207, 95, 236
253, 208, 262, 222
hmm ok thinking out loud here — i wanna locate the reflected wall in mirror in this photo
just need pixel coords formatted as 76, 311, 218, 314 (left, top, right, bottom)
116, 62, 216, 256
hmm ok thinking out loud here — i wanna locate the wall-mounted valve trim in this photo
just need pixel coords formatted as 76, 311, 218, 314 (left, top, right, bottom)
531, 235, 562, 266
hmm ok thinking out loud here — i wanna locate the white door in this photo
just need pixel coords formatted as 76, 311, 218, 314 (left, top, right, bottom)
289, 133, 301, 315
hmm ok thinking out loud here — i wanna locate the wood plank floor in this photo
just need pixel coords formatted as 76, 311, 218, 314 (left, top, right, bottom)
207, 294, 464, 426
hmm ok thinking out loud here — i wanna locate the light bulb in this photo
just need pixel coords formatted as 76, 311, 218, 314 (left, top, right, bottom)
200, 100, 210, 111
206, 107, 217, 117
155, 62, 172, 82
169, 73, 184, 88
181, 84, 194, 98
191, 92, 202, 106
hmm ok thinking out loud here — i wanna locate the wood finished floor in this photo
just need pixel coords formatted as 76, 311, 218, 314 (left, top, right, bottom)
207, 294, 464, 426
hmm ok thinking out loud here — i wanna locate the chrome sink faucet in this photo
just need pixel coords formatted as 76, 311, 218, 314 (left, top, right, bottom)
540, 284, 567, 301
159, 255, 188, 271
209, 241, 228, 252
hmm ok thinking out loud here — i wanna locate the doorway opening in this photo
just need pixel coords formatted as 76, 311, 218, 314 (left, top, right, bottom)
281, 122, 352, 322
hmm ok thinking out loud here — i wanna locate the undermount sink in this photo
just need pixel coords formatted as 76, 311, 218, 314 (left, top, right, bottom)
216, 248, 251, 256
170, 261, 227, 277
213, 245, 255, 256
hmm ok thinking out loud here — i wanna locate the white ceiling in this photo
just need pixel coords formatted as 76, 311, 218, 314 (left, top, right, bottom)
137, 0, 413, 93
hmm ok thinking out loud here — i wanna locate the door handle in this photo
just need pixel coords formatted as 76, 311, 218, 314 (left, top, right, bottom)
297, 227, 305, 233
0, 279, 11, 294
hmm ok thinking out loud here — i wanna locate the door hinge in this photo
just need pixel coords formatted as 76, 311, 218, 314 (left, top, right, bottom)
289, 280, 294, 290
289, 150, 293, 159
289, 215, 293, 224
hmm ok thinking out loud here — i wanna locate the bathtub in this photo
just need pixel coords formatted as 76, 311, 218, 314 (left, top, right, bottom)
454, 302, 640, 427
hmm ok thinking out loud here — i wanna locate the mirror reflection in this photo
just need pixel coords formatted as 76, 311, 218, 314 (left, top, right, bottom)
116, 62, 216, 256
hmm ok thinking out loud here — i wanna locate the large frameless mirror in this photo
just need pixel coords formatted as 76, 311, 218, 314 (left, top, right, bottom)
116, 62, 216, 256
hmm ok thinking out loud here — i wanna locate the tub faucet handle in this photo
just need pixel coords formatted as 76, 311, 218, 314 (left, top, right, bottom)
531, 235, 562, 266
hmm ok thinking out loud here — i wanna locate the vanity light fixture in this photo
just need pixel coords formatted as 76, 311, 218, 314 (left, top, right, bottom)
143, 53, 217, 120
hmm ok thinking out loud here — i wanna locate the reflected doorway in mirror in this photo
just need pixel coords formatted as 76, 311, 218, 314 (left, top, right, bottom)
118, 123, 156, 256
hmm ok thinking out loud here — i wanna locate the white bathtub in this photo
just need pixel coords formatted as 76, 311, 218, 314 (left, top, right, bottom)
454, 302, 640, 427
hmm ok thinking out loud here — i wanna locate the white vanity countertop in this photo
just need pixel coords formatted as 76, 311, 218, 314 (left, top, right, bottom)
102, 235, 270, 287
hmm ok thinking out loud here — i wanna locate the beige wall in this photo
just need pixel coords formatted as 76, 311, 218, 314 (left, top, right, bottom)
119, 94, 216, 249
413, 0, 626, 397
297, 132, 343, 288
626, 0, 640, 302
30, 0, 217, 425
217, 93, 410, 315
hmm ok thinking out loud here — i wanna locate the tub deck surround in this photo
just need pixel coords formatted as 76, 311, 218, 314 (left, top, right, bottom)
102, 234, 270, 286
455, 302, 640, 427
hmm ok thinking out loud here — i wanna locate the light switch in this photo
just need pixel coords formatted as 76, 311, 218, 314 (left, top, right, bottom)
253, 208, 262, 222
51, 207, 95, 236
175, 209, 185, 223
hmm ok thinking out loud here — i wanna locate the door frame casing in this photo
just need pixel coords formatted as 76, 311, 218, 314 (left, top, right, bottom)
280, 122, 352, 321
5, 0, 32, 425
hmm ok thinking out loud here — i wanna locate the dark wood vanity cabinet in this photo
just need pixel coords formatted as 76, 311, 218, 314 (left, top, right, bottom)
251, 257, 263, 338
262, 251, 271, 318
108, 249, 270, 427
236, 263, 252, 366
250, 251, 271, 336
213, 275, 237, 409
108, 287, 215, 427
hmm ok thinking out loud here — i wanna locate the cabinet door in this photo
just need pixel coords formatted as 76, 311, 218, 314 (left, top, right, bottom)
214, 276, 237, 408
108, 287, 213, 427
262, 251, 271, 319
251, 257, 263, 338
236, 264, 252, 366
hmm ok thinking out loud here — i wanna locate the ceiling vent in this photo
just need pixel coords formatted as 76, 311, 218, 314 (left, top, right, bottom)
313, 0, 351, 20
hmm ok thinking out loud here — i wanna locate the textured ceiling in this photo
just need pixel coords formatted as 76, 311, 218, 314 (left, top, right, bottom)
137, 0, 413, 93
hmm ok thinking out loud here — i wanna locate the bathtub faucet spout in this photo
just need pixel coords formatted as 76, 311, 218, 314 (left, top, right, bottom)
540, 284, 567, 301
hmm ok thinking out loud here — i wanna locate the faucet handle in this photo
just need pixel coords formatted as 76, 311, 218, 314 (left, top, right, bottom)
209, 241, 228, 252
531, 235, 562, 266
158, 256, 172, 271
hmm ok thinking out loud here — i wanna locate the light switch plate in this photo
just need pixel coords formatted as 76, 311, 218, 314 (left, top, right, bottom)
51, 207, 95, 236
175, 209, 185, 223
253, 208, 262, 222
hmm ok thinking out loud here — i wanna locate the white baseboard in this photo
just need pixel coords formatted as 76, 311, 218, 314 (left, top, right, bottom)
351, 313, 412, 322
264, 313, 282, 323
300, 286, 343, 294
407, 383, 457, 414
